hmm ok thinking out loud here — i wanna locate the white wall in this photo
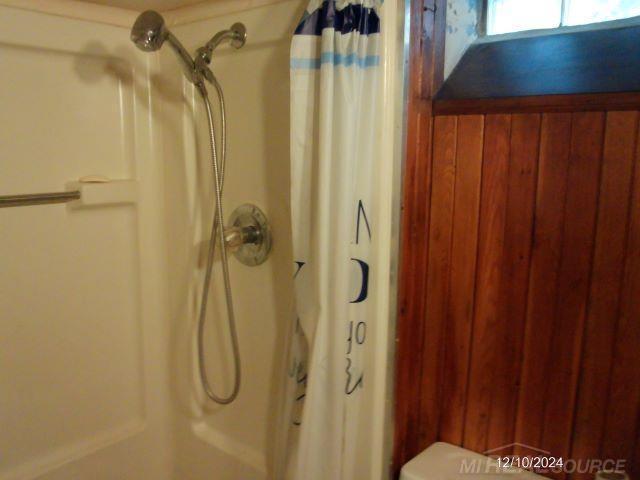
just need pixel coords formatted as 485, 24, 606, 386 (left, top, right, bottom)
157, 1, 305, 478
0, 3, 173, 479
444, 0, 480, 78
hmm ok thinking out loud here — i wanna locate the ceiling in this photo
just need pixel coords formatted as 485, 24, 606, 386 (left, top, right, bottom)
76, 0, 208, 11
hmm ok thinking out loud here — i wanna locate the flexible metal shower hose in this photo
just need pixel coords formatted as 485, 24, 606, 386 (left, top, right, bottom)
196, 77, 241, 404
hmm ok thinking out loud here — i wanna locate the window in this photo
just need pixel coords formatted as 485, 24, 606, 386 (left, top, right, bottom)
486, 0, 640, 35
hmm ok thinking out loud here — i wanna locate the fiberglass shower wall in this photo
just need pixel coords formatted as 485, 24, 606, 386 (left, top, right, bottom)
158, 1, 302, 478
0, 3, 173, 479
158, 0, 405, 478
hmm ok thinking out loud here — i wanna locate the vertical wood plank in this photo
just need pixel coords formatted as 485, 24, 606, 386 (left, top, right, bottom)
439, 115, 485, 445
599, 116, 640, 475
463, 114, 512, 453
486, 114, 541, 452
393, 0, 447, 471
571, 112, 639, 475
515, 113, 573, 454
418, 115, 458, 447
540, 112, 605, 466
635, 433, 640, 480
394, 102, 433, 467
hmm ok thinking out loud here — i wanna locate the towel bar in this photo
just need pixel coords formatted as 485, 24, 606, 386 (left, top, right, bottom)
0, 191, 81, 208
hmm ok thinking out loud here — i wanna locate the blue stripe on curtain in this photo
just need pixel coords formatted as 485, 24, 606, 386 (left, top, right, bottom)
294, 1, 381, 36
291, 52, 380, 69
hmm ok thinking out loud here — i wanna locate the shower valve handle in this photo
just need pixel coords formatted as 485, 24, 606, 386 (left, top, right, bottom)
224, 204, 272, 266
223, 225, 262, 252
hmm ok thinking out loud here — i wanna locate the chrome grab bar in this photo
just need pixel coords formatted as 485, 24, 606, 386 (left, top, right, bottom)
0, 191, 81, 208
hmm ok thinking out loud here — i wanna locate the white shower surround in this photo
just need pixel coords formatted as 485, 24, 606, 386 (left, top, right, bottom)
0, 0, 405, 478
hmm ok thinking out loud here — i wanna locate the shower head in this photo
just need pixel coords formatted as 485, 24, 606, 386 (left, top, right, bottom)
130, 10, 167, 52
131, 10, 198, 83
130, 11, 247, 87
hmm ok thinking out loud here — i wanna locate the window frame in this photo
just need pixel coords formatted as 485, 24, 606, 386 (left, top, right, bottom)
435, 1, 640, 114
482, 0, 640, 37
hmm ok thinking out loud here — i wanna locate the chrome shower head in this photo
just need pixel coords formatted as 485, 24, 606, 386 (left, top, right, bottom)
130, 10, 168, 52
130, 11, 247, 88
130, 10, 197, 83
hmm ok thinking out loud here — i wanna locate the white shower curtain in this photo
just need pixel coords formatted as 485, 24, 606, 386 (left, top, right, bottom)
276, 1, 383, 478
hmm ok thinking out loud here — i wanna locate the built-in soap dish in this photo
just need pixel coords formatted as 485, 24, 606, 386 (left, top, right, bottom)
66, 176, 138, 208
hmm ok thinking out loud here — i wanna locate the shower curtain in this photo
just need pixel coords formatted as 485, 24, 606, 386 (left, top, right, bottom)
276, 1, 383, 478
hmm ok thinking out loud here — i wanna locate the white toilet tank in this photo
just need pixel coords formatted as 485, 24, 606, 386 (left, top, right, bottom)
400, 442, 546, 480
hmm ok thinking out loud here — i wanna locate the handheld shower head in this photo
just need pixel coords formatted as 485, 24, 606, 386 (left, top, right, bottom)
130, 10, 167, 52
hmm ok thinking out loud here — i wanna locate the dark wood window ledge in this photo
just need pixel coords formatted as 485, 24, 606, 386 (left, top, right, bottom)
434, 24, 640, 115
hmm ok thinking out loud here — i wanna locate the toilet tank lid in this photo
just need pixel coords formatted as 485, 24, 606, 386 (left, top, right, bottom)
400, 442, 545, 480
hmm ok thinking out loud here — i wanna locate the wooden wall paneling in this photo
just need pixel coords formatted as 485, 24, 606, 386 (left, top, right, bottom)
570, 112, 640, 477
601, 120, 640, 477
393, 0, 446, 473
394, 22, 431, 478
396, 0, 640, 475
397, 113, 640, 477
419, 0, 446, 100
438, 115, 484, 445
486, 114, 541, 452
462, 114, 512, 453
514, 114, 573, 455
635, 432, 640, 480
433, 92, 640, 116
417, 116, 458, 447
539, 112, 605, 467
393, 99, 432, 471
